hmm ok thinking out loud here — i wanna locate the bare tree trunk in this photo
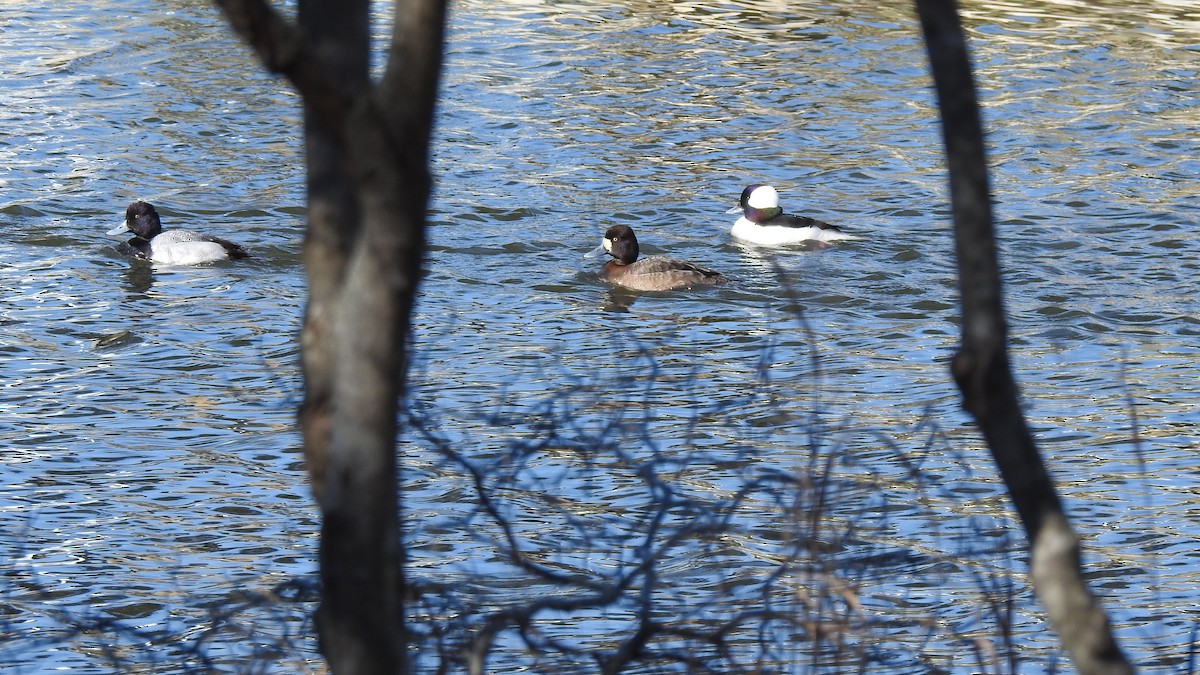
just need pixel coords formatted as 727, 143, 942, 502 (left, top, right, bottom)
213, 0, 447, 672
295, 0, 367, 499
914, 1, 1133, 673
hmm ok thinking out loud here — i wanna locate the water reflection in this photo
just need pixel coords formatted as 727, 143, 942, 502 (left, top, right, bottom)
120, 262, 157, 295
600, 285, 642, 312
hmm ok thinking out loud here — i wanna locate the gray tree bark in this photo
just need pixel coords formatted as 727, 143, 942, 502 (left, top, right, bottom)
914, 1, 1133, 673
213, 0, 447, 672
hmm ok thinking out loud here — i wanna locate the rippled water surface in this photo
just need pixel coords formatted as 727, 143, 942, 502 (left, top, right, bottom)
1, 0, 1198, 671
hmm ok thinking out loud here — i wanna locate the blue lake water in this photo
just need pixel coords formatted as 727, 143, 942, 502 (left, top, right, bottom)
1, 0, 1198, 671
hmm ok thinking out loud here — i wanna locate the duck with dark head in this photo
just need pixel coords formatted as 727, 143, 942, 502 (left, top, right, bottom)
107, 201, 248, 265
585, 225, 727, 292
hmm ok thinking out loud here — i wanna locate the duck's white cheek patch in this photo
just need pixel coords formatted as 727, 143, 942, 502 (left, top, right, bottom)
603, 238, 613, 253
747, 186, 780, 209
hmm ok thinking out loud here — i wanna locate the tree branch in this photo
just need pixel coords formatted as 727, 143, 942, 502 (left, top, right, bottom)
914, 0, 1133, 673
212, 0, 354, 143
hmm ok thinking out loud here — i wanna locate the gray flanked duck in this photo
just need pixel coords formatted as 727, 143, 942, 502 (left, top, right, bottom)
586, 224, 727, 291
727, 184, 856, 246
107, 201, 248, 264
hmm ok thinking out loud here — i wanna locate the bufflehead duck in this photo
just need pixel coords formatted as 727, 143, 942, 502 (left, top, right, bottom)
586, 225, 728, 291
107, 201, 248, 264
727, 184, 855, 245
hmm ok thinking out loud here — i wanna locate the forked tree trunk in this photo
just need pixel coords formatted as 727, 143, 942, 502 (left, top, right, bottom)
213, 0, 447, 672
914, 1, 1133, 673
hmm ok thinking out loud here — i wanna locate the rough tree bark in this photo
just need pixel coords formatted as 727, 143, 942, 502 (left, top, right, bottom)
914, 1, 1133, 673
213, 0, 448, 672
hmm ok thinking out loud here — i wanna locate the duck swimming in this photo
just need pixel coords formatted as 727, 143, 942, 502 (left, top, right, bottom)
586, 224, 728, 291
107, 201, 248, 265
727, 184, 856, 246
